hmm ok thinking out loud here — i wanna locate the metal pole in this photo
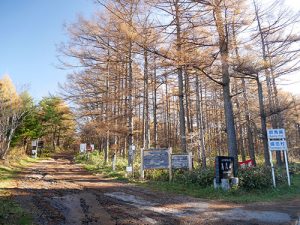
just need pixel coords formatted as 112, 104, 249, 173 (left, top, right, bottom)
269, 150, 276, 188
140, 148, 144, 179
284, 151, 291, 186
169, 148, 172, 182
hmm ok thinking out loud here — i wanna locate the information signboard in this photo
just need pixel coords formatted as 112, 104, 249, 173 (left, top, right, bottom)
171, 154, 190, 169
267, 129, 286, 139
215, 156, 235, 184
143, 148, 170, 169
268, 140, 287, 151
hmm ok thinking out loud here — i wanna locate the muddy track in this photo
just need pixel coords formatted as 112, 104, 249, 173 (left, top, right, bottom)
6, 155, 299, 225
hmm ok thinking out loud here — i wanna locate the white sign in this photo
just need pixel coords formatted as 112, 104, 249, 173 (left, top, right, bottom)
267, 128, 290, 188
171, 154, 192, 170
128, 145, 136, 156
268, 140, 288, 151
126, 166, 133, 173
32, 150, 37, 158
90, 144, 95, 151
32, 140, 37, 147
267, 129, 286, 139
80, 143, 87, 153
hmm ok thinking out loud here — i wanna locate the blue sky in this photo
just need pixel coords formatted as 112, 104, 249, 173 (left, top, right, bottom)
0, 0, 96, 101
0, 0, 299, 100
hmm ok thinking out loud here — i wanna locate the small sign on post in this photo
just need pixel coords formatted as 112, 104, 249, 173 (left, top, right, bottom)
267, 129, 290, 187
128, 145, 136, 158
127, 145, 136, 176
80, 143, 87, 153
126, 166, 133, 173
31, 140, 38, 158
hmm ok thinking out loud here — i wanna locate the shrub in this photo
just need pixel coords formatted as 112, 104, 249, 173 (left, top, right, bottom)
145, 169, 169, 181
173, 168, 215, 187
238, 166, 286, 190
194, 169, 215, 187
289, 162, 300, 175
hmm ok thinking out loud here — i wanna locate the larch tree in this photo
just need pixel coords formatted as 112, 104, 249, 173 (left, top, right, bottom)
0, 75, 29, 159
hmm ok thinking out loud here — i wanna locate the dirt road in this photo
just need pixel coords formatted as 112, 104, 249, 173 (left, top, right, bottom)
6, 155, 300, 225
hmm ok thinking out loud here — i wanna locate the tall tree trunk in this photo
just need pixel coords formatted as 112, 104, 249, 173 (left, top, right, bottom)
256, 77, 270, 166
105, 131, 109, 164
214, 2, 238, 173
232, 18, 256, 165
165, 80, 171, 147
195, 75, 206, 168
143, 49, 150, 149
175, 0, 187, 153
127, 40, 134, 167
233, 79, 246, 161
242, 78, 256, 165
253, 0, 281, 166
184, 69, 191, 134
152, 57, 158, 148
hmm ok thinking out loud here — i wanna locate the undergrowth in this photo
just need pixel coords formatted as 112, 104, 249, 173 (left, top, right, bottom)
75, 151, 300, 203
0, 148, 36, 225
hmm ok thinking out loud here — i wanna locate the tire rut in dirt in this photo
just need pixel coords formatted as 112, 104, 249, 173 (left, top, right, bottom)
32, 196, 66, 225
95, 193, 180, 225
80, 198, 98, 225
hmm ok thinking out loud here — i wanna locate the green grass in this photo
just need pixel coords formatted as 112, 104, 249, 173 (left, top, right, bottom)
0, 198, 32, 225
76, 151, 133, 182
141, 173, 300, 203
0, 157, 38, 225
83, 163, 129, 182
76, 152, 300, 203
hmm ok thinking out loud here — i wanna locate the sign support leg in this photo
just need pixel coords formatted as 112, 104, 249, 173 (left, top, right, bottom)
269, 151, 276, 188
169, 148, 172, 182
140, 148, 144, 180
284, 151, 291, 186
188, 152, 193, 171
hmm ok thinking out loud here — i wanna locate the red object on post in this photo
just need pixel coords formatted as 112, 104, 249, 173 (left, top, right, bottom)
239, 159, 254, 168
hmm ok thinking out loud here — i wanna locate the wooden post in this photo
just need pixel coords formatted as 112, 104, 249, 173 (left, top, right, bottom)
188, 152, 193, 171
112, 153, 116, 171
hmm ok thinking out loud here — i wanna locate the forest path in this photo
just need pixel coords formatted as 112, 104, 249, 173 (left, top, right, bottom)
5, 155, 299, 225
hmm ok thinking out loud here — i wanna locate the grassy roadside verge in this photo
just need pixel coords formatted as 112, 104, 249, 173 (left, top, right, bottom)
0, 157, 37, 225
141, 174, 300, 203
76, 152, 300, 203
